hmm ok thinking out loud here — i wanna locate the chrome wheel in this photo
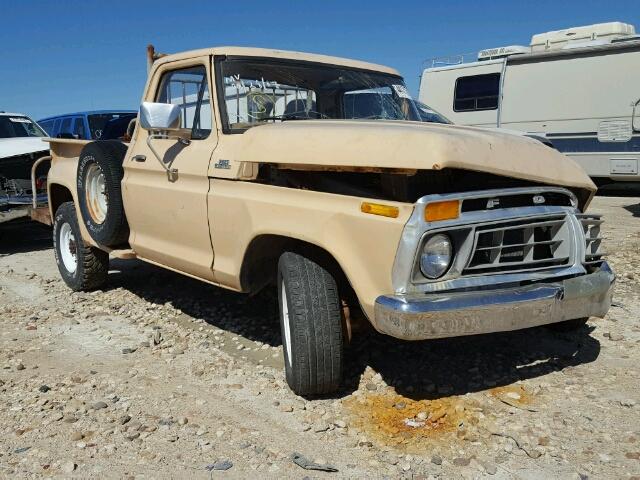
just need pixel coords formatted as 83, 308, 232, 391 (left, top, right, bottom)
281, 280, 292, 367
85, 163, 108, 224
59, 222, 77, 273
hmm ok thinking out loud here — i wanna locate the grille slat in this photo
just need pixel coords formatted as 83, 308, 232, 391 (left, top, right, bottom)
464, 256, 569, 271
474, 239, 562, 251
463, 214, 570, 275
577, 214, 605, 267
474, 218, 565, 235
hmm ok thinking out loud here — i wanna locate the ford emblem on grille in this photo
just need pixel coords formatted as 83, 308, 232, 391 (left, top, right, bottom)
533, 194, 546, 204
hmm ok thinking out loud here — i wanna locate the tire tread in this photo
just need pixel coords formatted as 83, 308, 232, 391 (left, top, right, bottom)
278, 252, 342, 396
77, 141, 129, 247
54, 202, 109, 291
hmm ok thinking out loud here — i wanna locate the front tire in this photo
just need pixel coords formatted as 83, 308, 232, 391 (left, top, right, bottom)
278, 252, 343, 396
53, 202, 109, 291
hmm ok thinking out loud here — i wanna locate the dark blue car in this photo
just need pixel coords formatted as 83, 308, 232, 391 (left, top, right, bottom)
38, 110, 137, 140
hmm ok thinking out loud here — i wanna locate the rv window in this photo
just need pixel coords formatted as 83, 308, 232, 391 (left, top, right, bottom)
454, 73, 500, 112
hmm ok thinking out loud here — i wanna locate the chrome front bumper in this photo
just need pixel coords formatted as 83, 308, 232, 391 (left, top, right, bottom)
374, 262, 615, 340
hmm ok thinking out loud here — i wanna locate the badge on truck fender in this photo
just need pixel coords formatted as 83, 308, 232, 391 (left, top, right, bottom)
214, 159, 231, 169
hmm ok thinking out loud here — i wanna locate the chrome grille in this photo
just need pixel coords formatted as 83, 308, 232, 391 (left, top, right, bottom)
464, 215, 570, 274
577, 214, 605, 266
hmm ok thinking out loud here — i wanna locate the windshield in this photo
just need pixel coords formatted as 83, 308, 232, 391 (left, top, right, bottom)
217, 58, 423, 132
0, 116, 46, 138
414, 100, 452, 124
87, 113, 135, 140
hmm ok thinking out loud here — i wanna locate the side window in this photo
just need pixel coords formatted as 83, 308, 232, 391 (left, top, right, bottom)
454, 73, 500, 112
156, 65, 211, 140
59, 117, 73, 136
53, 118, 61, 136
73, 117, 86, 139
40, 120, 54, 135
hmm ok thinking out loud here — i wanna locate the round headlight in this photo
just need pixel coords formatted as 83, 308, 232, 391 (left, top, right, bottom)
420, 234, 453, 279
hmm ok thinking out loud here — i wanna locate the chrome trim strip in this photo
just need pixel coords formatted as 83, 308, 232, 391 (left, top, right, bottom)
414, 186, 578, 207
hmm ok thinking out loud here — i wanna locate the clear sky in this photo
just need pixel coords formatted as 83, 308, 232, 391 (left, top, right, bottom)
2, 0, 638, 120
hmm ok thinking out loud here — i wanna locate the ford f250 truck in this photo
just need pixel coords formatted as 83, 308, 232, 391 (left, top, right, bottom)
44, 47, 614, 396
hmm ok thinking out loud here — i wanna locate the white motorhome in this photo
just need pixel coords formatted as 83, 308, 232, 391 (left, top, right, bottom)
419, 22, 640, 183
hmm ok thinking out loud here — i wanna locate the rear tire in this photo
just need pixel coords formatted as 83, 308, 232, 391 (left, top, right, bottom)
77, 140, 129, 247
278, 252, 343, 396
53, 202, 109, 291
545, 317, 589, 332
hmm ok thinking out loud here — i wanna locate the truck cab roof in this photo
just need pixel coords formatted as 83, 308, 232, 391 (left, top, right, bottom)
153, 46, 401, 77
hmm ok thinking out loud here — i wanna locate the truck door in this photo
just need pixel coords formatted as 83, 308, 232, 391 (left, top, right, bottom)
123, 60, 217, 281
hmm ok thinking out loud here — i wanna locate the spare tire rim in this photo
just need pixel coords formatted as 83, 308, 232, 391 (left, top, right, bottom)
85, 163, 108, 224
59, 222, 78, 273
280, 280, 292, 367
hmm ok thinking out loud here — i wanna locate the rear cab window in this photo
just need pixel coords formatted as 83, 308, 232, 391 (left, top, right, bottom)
88, 113, 138, 139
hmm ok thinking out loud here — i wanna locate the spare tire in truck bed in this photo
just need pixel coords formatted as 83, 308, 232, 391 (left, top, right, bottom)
77, 140, 129, 247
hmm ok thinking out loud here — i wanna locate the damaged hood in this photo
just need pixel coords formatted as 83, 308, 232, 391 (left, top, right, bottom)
239, 120, 595, 200
0, 137, 49, 159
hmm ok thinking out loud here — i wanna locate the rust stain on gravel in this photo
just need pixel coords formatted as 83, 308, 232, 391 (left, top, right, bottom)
344, 385, 539, 451
489, 385, 536, 409
343, 392, 481, 450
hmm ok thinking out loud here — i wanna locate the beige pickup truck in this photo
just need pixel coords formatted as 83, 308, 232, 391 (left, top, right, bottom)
45, 47, 614, 395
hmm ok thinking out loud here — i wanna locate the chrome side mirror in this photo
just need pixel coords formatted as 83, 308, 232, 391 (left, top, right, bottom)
139, 102, 181, 131
138, 102, 189, 182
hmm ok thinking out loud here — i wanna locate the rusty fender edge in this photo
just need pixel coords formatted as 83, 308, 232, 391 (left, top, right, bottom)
374, 262, 615, 340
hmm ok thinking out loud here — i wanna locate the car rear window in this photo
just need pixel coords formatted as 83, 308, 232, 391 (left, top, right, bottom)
88, 113, 133, 139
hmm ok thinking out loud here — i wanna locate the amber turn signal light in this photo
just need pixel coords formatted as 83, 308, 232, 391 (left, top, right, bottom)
425, 200, 460, 222
361, 202, 399, 218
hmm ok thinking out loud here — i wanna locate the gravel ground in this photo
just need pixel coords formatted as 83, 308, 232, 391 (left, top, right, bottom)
0, 194, 638, 479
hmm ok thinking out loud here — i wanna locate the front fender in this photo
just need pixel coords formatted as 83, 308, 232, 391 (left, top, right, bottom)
208, 179, 413, 321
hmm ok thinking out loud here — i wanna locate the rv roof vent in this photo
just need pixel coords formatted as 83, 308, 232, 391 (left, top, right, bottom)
477, 45, 529, 60
530, 22, 636, 52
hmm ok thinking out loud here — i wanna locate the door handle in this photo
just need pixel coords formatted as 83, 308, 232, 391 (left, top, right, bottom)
133, 155, 146, 162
